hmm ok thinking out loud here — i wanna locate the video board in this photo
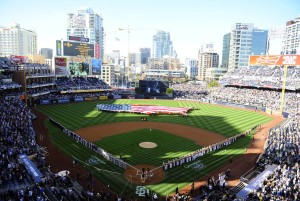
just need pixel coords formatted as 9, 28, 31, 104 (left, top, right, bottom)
139, 80, 169, 94
63, 41, 94, 57
92, 59, 102, 75
69, 62, 89, 76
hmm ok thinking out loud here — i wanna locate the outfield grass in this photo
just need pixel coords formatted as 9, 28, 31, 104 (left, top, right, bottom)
38, 99, 272, 137
39, 100, 273, 197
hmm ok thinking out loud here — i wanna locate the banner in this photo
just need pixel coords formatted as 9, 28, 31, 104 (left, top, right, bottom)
19, 154, 43, 183
10, 55, 28, 64
99, 96, 108, 100
69, 62, 89, 76
68, 36, 89, 43
92, 59, 102, 75
56, 40, 62, 56
249, 55, 300, 66
95, 43, 100, 59
74, 97, 84, 102
40, 99, 51, 105
114, 95, 122, 99
85, 97, 98, 101
58, 99, 70, 104
61, 89, 111, 94
55, 57, 67, 75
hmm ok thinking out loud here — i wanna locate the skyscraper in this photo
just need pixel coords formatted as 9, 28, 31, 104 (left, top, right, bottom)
222, 33, 231, 68
198, 44, 219, 80
140, 48, 151, 64
228, 23, 268, 72
152, 31, 174, 58
66, 7, 104, 59
39, 48, 53, 59
0, 23, 37, 57
283, 16, 300, 54
185, 58, 198, 79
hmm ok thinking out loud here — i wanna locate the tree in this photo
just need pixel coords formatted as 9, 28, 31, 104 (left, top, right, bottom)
208, 80, 219, 88
166, 88, 173, 94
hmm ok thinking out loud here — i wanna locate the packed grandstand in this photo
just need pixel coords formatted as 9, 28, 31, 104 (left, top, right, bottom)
0, 61, 299, 201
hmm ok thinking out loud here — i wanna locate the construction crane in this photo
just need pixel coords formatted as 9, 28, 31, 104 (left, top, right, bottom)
118, 26, 157, 87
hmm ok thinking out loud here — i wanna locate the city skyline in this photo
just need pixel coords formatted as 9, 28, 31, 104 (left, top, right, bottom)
1, 0, 299, 62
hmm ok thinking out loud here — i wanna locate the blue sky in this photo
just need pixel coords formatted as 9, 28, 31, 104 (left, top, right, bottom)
1, 0, 299, 61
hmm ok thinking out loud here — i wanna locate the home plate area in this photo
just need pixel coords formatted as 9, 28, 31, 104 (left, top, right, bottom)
124, 164, 164, 185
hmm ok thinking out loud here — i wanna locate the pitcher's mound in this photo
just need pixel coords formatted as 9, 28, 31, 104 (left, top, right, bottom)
124, 164, 164, 184
139, 142, 157, 148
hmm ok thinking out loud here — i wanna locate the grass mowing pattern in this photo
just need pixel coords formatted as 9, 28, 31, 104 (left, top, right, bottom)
94, 129, 202, 166
45, 119, 255, 196
38, 100, 270, 196
38, 99, 273, 137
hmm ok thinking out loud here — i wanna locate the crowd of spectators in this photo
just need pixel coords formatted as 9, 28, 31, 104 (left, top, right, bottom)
247, 116, 300, 200
56, 77, 110, 91
0, 61, 9, 69
27, 81, 56, 89
27, 88, 51, 97
171, 83, 208, 100
220, 66, 300, 89
0, 97, 48, 200
0, 73, 21, 91
0, 80, 21, 90
0, 97, 123, 201
172, 81, 299, 200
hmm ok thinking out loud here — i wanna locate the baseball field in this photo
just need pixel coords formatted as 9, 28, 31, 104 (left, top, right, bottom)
38, 99, 273, 197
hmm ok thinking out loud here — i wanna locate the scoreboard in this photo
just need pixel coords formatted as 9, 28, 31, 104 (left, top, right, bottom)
62, 41, 94, 57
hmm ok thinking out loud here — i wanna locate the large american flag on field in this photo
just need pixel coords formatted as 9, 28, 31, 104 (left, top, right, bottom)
96, 104, 191, 115
131, 105, 190, 115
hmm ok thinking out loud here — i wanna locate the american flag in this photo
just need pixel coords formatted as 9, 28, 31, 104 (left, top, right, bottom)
97, 104, 191, 115
131, 105, 190, 115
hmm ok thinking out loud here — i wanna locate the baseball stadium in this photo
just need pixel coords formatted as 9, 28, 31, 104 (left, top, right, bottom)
0, 9, 300, 201
1, 53, 300, 201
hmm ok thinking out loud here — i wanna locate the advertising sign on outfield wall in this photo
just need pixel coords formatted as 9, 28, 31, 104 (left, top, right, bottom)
249, 55, 300, 66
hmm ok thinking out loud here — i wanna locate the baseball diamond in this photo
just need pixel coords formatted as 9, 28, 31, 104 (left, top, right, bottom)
37, 99, 281, 198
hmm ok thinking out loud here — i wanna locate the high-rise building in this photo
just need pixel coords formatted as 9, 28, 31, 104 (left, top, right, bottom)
140, 48, 151, 64
222, 33, 231, 68
228, 23, 268, 72
0, 23, 37, 57
152, 31, 175, 58
39, 48, 53, 59
67, 7, 104, 59
129, 52, 141, 66
185, 58, 198, 79
228, 23, 253, 72
148, 57, 180, 71
198, 44, 219, 80
283, 16, 300, 54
